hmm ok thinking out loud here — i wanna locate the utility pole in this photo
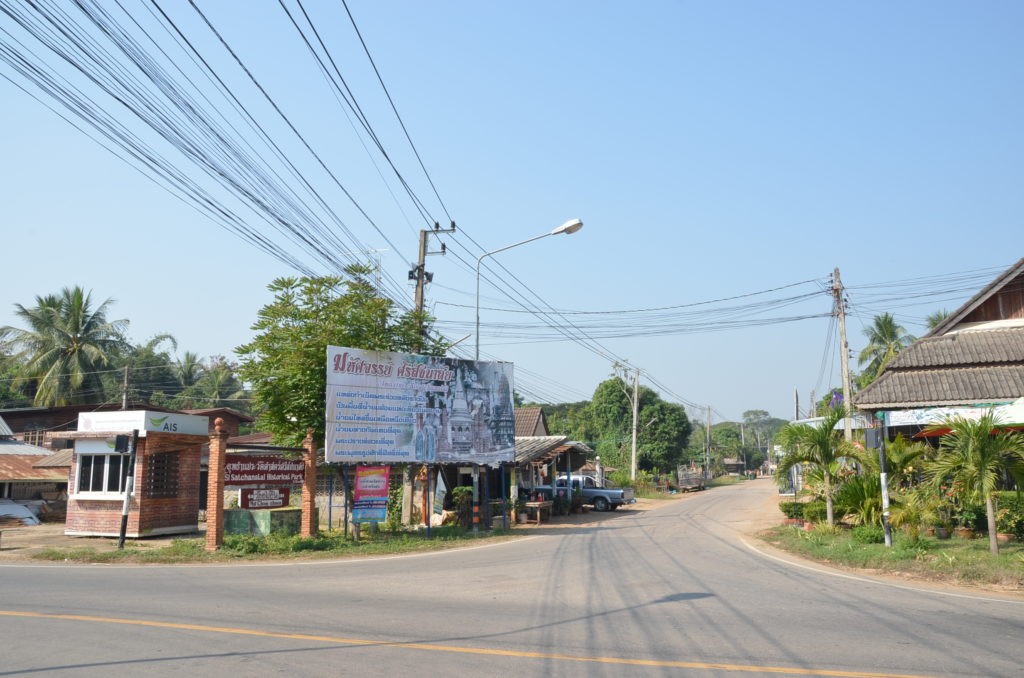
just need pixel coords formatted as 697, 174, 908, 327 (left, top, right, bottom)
630, 368, 639, 481
832, 267, 854, 441
793, 388, 799, 420
121, 366, 129, 410
705, 406, 712, 481
411, 222, 456, 343
408, 223, 454, 528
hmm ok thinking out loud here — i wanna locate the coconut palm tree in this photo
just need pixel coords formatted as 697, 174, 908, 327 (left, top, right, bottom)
858, 313, 916, 385
175, 351, 205, 390
926, 412, 1024, 555
776, 406, 858, 525
926, 309, 950, 331
0, 287, 127, 406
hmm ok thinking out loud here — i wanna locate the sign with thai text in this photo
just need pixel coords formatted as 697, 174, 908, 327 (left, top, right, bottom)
240, 488, 290, 509
224, 455, 304, 486
352, 465, 390, 523
325, 346, 515, 464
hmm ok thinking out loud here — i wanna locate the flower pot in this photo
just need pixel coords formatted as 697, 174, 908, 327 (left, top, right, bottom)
934, 527, 950, 539
923, 527, 936, 537
803, 521, 815, 531
955, 527, 975, 539
784, 518, 803, 527
996, 532, 1015, 544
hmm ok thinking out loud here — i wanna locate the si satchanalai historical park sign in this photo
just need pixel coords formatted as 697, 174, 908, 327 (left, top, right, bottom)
325, 346, 515, 465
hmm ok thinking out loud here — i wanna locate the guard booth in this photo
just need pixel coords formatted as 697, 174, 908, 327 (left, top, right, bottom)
63, 411, 208, 538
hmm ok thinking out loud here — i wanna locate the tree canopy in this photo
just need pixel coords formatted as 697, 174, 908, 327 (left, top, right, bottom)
236, 271, 439, 448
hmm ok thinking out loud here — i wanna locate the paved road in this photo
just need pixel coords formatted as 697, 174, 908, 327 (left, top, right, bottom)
3, 480, 1023, 677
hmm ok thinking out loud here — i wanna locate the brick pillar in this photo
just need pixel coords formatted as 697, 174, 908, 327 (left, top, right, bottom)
205, 417, 228, 552
301, 428, 317, 537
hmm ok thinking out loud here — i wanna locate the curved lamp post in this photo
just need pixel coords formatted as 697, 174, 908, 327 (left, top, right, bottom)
475, 218, 584, 360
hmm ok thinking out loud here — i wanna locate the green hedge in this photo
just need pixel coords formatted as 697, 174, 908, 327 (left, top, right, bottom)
778, 501, 805, 519
851, 525, 885, 544
803, 501, 827, 523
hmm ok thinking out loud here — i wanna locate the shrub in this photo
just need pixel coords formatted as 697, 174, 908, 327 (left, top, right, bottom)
851, 525, 885, 544
778, 501, 805, 519
803, 501, 827, 523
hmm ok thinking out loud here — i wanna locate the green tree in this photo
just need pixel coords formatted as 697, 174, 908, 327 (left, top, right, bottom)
236, 272, 435, 447
926, 309, 950, 331
0, 287, 127, 406
926, 413, 1024, 555
175, 351, 205, 390
857, 313, 916, 386
109, 334, 178, 405
637, 400, 692, 471
776, 406, 857, 525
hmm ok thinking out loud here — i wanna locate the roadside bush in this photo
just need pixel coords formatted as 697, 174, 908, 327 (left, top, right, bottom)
996, 492, 1024, 539
803, 501, 827, 523
778, 501, 805, 520
851, 525, 885, 544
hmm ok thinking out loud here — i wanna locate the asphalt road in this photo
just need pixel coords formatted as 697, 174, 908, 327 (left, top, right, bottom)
2, 480, 1023, 677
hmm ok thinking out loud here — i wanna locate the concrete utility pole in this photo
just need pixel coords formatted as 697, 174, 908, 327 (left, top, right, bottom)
121, 366, 129, 410
412, 223, 455, 340
794, 387, 799, 420
833, 267, 854, 441
705, 406, 712, 481
630, 368, 640, 481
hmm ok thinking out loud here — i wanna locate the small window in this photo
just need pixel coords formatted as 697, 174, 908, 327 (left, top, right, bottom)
77, 454, 131, 494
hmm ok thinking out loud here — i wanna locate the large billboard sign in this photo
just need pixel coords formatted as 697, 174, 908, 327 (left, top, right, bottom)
325, 346, 515, 464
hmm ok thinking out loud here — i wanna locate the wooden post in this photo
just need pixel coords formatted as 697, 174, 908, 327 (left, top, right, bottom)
205, 417, 228, 552
301, 428, 317, 537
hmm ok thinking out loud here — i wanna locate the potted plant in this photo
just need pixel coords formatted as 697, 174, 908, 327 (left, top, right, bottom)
513, 497, 527, 523
995, 507, 1020, 543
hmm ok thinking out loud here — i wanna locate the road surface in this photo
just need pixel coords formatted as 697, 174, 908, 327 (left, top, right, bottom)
3, 480, 1022, 677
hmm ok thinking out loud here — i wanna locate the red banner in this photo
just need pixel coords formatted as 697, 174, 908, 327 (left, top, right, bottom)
352, 466, 390, 523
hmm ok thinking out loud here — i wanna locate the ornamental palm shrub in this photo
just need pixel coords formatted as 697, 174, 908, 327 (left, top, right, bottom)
926, 413, 1024, 555
835, 473, 884, 527
776, 406, 858, 526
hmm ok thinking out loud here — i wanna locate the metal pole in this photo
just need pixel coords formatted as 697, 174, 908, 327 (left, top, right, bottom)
501, 464, 508, 530
342, 465, 350, 539
425, 465, 432, 538
328, 472, 334, 531
116, 429, 139, 549
877, 412, 893, 547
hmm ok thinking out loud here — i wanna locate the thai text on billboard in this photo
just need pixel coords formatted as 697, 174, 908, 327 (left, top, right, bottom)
224, 455, 305, 486
325, 346, 515, 464
352, 465, 390, 523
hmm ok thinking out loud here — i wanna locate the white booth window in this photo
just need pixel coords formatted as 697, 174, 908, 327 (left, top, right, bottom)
77, 454, 130, 494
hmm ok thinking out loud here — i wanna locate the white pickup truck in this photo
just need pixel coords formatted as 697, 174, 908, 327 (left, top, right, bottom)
540, 475, 636, 512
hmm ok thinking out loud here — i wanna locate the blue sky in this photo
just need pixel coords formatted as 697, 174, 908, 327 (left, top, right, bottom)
2, 1, 1022, 422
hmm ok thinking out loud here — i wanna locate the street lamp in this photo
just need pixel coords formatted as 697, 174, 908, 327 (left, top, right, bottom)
475, 218, 584, 360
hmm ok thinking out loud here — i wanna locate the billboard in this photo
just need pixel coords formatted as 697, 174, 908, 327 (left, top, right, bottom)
325, 346, 515, 464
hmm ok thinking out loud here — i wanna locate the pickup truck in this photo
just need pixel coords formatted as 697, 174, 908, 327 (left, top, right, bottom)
676, 469, 706, 492
537, 475, 635, 512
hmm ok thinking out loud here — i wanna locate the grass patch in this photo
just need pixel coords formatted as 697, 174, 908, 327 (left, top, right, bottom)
762, 525, 1024, 589
31, 526, 518, 564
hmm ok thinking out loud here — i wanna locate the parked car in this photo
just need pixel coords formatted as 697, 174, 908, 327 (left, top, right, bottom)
537, 475, 635, 512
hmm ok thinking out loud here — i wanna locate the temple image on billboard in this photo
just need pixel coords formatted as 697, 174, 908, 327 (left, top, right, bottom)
432, 362, 514, 464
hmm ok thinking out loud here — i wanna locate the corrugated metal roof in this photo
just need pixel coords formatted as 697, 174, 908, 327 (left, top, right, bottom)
0, 415, 13, 437
0, 439, 52, 455
33, 449, 73, 468
515, 435, 567, 464
887, 329, 1024, 369
0, 454, 68, 482
227, 431, 273, 445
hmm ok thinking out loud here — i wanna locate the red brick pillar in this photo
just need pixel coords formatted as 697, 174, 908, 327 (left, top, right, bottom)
301, 428, 317, 537
205, 417, 228, 551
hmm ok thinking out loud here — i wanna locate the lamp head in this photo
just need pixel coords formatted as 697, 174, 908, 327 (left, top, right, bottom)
550, 218, 584, 235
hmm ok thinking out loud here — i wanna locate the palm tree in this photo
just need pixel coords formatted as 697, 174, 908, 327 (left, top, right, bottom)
926, 309, 950, 331
776, 406, 857, 525
858, 313, 916, 384
0, 287, 127, 406
175, 351, 205, 390
926, 412, 1024, 555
